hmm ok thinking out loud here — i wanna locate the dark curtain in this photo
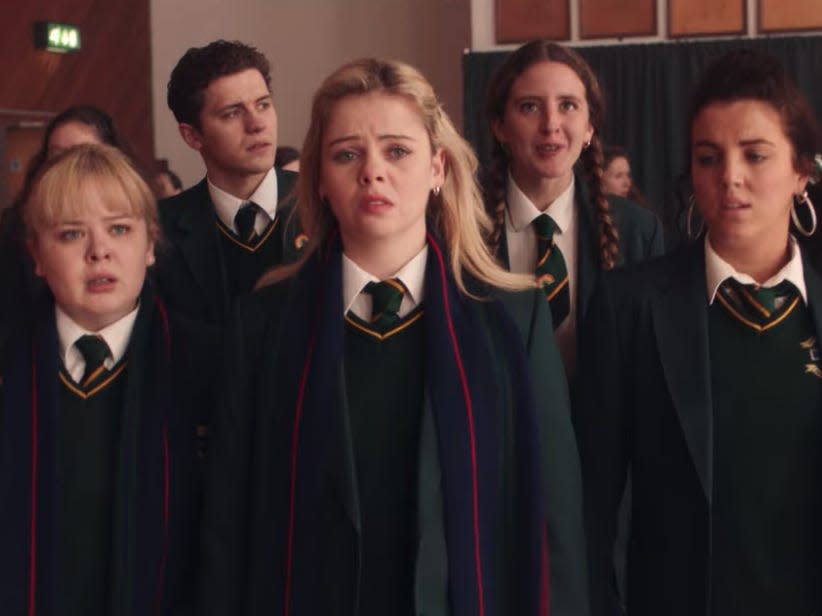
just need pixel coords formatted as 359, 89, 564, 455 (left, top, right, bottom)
463, 35, 822, 248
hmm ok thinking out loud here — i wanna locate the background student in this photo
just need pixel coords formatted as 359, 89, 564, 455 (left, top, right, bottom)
157, 39, 302, 326
482, 40, 664, 381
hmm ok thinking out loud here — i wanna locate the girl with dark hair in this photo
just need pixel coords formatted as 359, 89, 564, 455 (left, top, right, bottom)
483, 40, 663, 378
201, 57, 588, 616
577, 48, 822, 616
602, 144, 648, 208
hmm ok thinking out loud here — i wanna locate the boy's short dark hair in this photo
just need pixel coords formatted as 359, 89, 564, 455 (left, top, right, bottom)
167, 40, 271, 129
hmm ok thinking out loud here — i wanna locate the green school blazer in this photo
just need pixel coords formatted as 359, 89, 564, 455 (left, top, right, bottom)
576, 241, 822, 616
200, 261, 588, 616
154, 167, 300, 325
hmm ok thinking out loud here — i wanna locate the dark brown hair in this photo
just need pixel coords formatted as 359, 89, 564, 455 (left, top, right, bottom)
167, 39, 271, 128
689, 48, 821, 178
603, 144, 648, 207
483, 40, 619, 270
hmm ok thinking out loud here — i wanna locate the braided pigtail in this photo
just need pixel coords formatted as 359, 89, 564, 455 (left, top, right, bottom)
479, 141, 509, 257
582, 136, 619, 270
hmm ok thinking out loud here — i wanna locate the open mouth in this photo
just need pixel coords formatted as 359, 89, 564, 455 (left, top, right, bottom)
536, 143, 562, 154
87, 276, 116, 290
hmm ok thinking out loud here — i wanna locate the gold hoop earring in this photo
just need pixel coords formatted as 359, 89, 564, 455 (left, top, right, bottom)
686, 195, 704, 241
792, 190, 818, 237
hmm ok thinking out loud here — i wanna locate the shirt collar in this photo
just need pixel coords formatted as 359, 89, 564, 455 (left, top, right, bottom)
506, 173, 575, 234
342, 245, 428, 315
704, 234, 808, 304
56, 302, 140, 369
207, 167, 279, 229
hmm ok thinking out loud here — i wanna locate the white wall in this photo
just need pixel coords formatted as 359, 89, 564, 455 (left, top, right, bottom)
151, 0, 470, 187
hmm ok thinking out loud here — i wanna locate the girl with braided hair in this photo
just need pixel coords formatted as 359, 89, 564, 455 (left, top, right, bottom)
483, 40, 663, 379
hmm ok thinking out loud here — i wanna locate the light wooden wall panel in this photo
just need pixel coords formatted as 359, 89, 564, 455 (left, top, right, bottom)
496, 0, 570, 43
669, 0, 745, 37
580, 0, 656, 38
759, 0, 822, 32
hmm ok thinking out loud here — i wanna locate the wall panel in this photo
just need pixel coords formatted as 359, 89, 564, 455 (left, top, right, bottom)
0, 0, 153, 170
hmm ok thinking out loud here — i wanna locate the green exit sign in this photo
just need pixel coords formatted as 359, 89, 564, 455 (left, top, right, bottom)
33, 22, 81, 53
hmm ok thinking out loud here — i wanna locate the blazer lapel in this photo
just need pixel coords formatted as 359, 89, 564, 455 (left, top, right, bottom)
651, 245, 713, 502
172, 181, 229, 320
802, 255, 822, 340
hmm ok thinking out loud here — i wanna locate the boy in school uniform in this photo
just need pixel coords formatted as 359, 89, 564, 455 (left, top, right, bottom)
0, 143, 219, 616
156, 39, 303, 325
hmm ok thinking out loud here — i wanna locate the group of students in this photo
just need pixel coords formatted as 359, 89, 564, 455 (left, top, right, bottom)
0, 33, 818, 616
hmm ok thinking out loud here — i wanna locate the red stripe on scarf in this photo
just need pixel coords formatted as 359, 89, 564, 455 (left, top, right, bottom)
284, 327, 318, 615
28, 343, 38, 616
154, 423, 170, 616
152, 294, 172, 359
152, 294, 172, 615
427, 232, 485, 616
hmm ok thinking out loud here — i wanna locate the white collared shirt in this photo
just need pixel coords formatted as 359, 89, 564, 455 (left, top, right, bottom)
208, 167, 280, 235
505, 174, 579, 375
343, 246, 428, 320
704, 233, 808, 305
56, 304, 140, 383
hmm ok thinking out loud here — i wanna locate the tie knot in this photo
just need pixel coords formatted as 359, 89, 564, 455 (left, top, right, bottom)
234, 201, 260, 240
725, 278, 798, 315
75, 335, 110, 372
532, 213, 558, 240
364, 279, 406, 325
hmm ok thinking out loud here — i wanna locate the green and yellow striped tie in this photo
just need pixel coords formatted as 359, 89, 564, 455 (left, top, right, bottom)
717, 278, 800, 331
74, 334, 111, 389
533, 213, 570, 329
365, 279, 406, 328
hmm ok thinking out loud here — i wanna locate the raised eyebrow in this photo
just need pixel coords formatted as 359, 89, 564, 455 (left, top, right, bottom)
739, 138, 776, 147
327, 135, 360, 148
378, 133, 416, 142
326, 133, 417, 147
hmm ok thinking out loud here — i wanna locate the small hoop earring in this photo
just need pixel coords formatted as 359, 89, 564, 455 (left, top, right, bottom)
432, 185, 441, 197
792, 190, 818, 237
686, 195, 704, 241
583, 140, 591, 149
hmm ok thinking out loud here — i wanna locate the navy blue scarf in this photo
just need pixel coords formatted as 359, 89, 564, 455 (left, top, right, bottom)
276, 232, 548, 615
0, 285, 173, 616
